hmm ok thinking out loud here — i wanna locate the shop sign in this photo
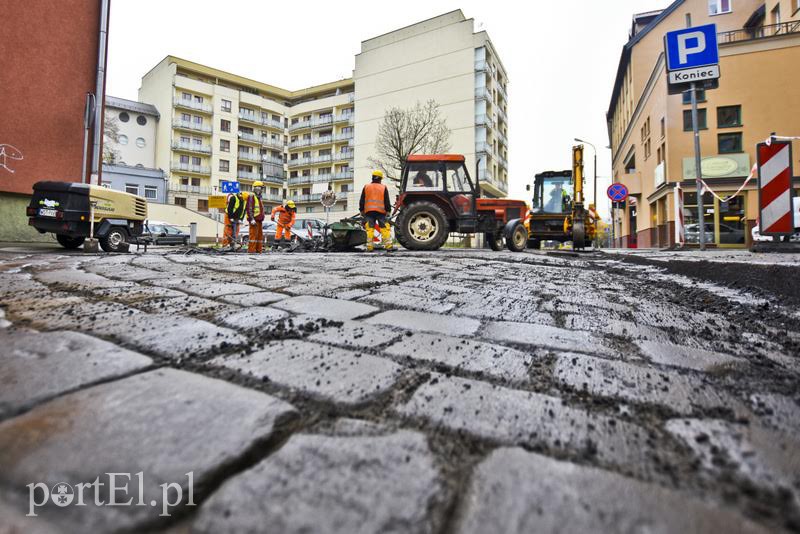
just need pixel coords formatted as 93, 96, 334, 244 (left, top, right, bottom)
682, 154, 750, 180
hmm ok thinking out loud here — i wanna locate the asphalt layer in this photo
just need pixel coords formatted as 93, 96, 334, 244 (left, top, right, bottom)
0, 245, 798, 533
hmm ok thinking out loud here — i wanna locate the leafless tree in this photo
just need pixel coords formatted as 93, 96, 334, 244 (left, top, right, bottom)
102, 115, 121, 164
367, 100, 451, 184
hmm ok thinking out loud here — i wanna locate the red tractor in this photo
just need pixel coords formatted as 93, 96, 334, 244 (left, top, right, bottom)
393, 154, 528, 252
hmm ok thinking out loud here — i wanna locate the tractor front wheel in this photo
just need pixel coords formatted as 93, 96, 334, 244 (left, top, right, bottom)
505, 221, 528, 252
396, 201, 449, 251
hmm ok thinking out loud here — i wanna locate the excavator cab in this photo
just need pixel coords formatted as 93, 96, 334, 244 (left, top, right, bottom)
531, 172, 573, 215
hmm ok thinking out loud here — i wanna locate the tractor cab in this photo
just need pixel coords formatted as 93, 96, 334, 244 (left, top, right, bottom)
399, 154, 478, 223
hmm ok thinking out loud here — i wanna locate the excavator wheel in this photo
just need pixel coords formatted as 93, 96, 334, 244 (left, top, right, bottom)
572, 220, 586, 251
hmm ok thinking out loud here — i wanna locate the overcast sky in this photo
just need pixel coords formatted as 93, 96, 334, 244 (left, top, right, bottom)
107, 0, 664, 216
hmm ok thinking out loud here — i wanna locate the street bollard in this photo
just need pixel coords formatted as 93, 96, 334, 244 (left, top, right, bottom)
189, 223, 197, 245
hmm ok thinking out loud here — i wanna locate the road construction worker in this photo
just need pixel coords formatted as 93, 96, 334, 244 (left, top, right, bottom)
246, 182, 266, 253
547, 183, 569, 213
271, 200, 297, 250
223, 191, 245, 249
359, 170, 393, 252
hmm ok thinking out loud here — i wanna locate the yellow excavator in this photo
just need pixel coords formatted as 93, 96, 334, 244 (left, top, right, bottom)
525, 144, 597, 250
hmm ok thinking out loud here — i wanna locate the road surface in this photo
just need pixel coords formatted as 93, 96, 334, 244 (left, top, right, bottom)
0, 246, 798, 533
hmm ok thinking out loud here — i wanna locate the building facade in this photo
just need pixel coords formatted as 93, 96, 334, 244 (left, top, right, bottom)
137, 10, 507, 220
104, 95, 160, 168
607, 0, 800, 248
100, 163, 167, 203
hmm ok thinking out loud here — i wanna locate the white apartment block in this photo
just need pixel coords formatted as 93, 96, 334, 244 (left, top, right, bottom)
104, 95, 159, 168
137, 10, 507, 217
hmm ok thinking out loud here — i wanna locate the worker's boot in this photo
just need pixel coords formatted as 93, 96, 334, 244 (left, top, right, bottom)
365, 226, 375, 252
381, 224, 393, 252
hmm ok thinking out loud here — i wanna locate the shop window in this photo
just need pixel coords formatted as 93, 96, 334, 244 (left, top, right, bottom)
683, 109, 707, 131
718, 133, 743, 153
197, 199, 208, 212
717, 105, 741, 128
174, 197, 187, 207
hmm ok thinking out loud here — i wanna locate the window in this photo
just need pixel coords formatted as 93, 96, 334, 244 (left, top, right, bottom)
125, 184, 139, 195
682, 88, 706, 104
718, 132, 743, 153
306, 207, 314, 213
318, 167, 331, 175
685, 13, 692, 26
180, 177, 189, 185
644, 139, 652, 159
221, 119, 231, 132
136, 137, 146, 148
181, 113, 191, 122
220, 139, 230, 152
192, 137, 202, 146
191, 177, 200, 187
119, 134, 128, 145
119, 112, 130, 123
302, 151, 311, 158
182, 92, 191, 101
180, 155, 189, 164
660, 117, 665, 138
407, 162, 443, 191
219, 160, 230, 172
771, 4, 781, 24
221, 99, 232, 112
290, 171, 298, 178
194, 95, 203, 104
272, 114, 280, 121
191, 156, 201, 166
193, 116, 202, 125
708, 0, 732, 15
446, 163, 471, 192
174, 197, 187, 207
144, 186, 157, 200
341, 184, 351, 193
136, 115, 147, 126
197, 199, 208, 212
717, 105, 741, 128
270, 187, 279, 195
683, 109, 707, 131
180, 136, 190, 144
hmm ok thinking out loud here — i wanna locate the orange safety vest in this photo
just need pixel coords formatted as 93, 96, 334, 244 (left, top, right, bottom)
363, 182, 387, 215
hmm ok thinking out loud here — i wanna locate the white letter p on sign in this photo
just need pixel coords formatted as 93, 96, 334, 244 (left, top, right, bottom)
678, 31, 706, 65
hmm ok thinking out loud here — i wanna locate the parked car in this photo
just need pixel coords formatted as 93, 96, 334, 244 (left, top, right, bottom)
752, 225, 800, 242
143, 222, 189, 246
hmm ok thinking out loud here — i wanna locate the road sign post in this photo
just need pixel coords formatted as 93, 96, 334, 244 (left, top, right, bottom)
607, 184, 629, 248
665, 24, 720, 250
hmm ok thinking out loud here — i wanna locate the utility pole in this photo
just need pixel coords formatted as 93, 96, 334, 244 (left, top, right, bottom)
689, 82, 706, 250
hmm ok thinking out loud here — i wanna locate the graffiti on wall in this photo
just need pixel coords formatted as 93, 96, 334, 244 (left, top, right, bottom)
0, 144, 24, 173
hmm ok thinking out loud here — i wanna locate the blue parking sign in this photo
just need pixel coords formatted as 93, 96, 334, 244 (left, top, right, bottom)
665, 24, 719, 70
220, 181, 240, 194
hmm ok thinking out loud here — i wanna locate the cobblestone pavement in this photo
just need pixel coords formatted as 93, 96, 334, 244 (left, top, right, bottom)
0, 246, 798, 533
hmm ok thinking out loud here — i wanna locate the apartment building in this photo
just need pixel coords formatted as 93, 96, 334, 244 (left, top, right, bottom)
607, 0, 800, 248
353, 10, 509, 199
137, 10, 507, 220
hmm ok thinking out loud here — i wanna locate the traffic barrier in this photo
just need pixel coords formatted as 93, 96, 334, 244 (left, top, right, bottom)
757, 140, 794, 236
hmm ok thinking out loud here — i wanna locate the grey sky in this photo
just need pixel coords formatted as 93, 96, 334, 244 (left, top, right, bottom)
107, 0, 664, 216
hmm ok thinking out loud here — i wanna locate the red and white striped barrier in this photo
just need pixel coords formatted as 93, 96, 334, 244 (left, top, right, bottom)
757, 140, 795, 236
674, 183, 685, 246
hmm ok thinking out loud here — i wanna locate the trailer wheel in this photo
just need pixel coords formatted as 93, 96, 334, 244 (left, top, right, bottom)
486, 232, 503, 251
56, 235, 85, 249
99, 227, 130, 253
396, 201, 448, 251
505, 221, 528, 252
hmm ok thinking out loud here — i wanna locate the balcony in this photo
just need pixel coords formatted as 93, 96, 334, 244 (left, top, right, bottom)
496, 83, 508, 102
237, 132, 261, 144
334, 113, 354, 124
478, 169, 508, 196
334, 132, 354, 142
172, 119, 212, 134
496, 106, 508, 124
172, 141, 211, 154
475, 86, 491, 101
169, 184, 214, 195
290, 193, 324, 203
495, 129, 508, 147
260, 174, 285, 185
287, 174, 335, 186
497, 155, 508, 170
236, 151, 260, 163
475, 114, 493, 129
288, 136, 333, 149
261, 137, 284, 150
171, 163, 211, 175
173, 98, 212, 113
265, 194, 284, 203
288, 120, 311, 132
260, 117, 284, 130
287, 157, 311, 168
238, 111, 259, 124
334, 149, 354, 162
718, 21, 800, 44
475, 141, 492, 155
475, 59, 487, 72
332, 170, 353, 180
312, 116, 334, 128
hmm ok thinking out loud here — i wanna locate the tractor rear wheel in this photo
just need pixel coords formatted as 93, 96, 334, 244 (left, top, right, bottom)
486, 232, 503, 251
56, 235, 85, 249
505, 221, 528, 252
396, 201, 449, 251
